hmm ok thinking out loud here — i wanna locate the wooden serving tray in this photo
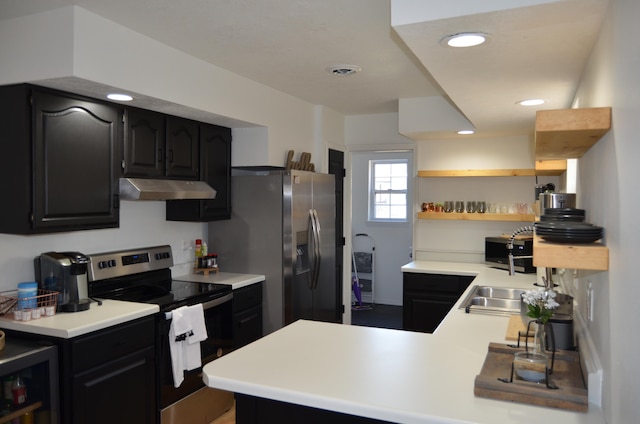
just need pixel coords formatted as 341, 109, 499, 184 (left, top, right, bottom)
474, 343, 588, 412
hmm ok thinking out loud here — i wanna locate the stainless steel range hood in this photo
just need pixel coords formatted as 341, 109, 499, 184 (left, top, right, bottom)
119, 178, 216, 201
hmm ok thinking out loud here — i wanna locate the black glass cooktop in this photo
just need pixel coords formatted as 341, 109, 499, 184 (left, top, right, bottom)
89, 268, 231, 310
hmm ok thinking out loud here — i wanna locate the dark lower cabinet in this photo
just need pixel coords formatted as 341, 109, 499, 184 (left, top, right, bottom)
7, 316, 156, 424
235, 394, 392, 424
233, 282, 264, 349
0, 84, 121, 234
62, 317, 156, 424
71, 347, 155, 424
402, 272, 474, 333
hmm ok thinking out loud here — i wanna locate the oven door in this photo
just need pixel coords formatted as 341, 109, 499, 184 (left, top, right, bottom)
159, 292, 234, 409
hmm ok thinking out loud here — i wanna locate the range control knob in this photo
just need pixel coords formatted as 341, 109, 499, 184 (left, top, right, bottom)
108, 259, 117, 268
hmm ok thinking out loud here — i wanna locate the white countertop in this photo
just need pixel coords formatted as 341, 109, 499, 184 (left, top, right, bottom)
173, 271, 265, 290
202, 261, 605, 424
0, 272, 263, 339
0, 272, 262, 339
0, 300, 158, 339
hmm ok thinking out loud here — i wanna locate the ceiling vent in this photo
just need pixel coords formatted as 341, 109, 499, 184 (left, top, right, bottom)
325, 65, 361, 76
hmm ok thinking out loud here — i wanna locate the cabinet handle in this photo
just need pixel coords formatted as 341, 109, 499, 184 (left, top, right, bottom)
239, 313, 258, 326
158, 148, 164, 163
167, 149, 173, 163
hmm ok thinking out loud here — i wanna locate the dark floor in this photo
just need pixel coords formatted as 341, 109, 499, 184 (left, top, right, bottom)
350, 304, 403, 330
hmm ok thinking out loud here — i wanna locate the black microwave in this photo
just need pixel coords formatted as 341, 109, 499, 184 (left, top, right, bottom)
485, 236, 536, 273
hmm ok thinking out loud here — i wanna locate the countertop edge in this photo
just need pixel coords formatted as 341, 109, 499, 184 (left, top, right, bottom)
173, 272, 265, 290
0, 300, 159, 339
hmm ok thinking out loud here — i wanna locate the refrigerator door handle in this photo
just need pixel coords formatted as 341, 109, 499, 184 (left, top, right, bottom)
309, 208, 322, 290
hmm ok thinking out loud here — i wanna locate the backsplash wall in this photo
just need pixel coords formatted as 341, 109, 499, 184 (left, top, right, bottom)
0, 201, 206, 291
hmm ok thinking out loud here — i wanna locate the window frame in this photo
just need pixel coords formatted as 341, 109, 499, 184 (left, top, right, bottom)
368, 158, 409, 223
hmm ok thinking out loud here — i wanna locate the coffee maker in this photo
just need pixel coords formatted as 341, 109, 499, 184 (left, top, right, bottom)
35, 251, 91, 312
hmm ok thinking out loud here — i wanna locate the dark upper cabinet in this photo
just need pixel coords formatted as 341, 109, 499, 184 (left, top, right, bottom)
166, 123, 232, 221
0, 84, 121, 234
123, 108, 199, 179
165, 116, 199, 179
123, 107, 165, 177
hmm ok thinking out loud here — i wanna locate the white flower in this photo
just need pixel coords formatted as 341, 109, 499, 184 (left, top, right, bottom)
522, 288, 559, 323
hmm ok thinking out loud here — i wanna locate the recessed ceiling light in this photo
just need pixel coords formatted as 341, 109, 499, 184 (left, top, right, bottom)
107, 93, 133, 101
457, 130, 475, 135
517, 99, 545, 106
325, 65, 361, 77
441, 32, 490, 48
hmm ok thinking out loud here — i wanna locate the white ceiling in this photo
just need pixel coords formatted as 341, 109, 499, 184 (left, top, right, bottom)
0, 0, 609, 139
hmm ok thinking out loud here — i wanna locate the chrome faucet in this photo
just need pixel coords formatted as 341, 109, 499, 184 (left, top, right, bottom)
507, 225, 535, 276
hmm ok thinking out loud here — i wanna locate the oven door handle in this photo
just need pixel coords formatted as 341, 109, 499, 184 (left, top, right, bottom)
164, 292, 233, 320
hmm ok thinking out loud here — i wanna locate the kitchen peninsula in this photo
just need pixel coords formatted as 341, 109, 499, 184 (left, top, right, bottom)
203, 262, 605, 424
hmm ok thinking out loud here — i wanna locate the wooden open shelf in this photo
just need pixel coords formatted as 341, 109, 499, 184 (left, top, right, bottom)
535, 107, 612, 160
418, 212, 535, 222
418, 169, 535, 177
417, 164, 566, 177
0, 401, 42, 424
535, 160, 567, 176
533, 235, 609, 271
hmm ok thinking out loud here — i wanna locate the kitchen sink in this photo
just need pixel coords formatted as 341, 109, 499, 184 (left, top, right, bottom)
459, 285, 525, 316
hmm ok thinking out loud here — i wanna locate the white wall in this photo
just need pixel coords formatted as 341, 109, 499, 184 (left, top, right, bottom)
568, 0, 640, 422
0, 7, 346, 292
414, 135, 559, 262
345, 113, 416, 307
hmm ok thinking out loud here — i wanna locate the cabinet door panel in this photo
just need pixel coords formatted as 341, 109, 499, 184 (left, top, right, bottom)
72, 347, 155, 424
32, 90, 119, 231
199, 124, 232, 218
165, 123, 232, 221
404, 296, 455, 333
124, 107, 164, 177
166, 116, 198, 178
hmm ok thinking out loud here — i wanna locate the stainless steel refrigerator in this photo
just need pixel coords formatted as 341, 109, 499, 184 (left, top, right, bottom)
207, 168, 338, 335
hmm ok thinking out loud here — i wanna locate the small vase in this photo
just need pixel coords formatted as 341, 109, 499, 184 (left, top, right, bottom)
514, 320, 549, 383
532, 320, 547, 355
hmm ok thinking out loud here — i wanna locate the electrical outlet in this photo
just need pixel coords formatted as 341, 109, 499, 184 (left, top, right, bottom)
587, 281, 594, 321
181, 240, 191, 251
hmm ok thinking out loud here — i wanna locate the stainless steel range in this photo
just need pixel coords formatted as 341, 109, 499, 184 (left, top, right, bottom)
86, 245, 234, 424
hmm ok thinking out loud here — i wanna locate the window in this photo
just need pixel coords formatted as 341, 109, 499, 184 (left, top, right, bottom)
369, 159, 408, 222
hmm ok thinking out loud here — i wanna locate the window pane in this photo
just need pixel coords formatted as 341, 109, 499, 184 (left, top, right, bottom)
390, 205, 406, 219
391, 163, 407, 177
375, 193, 389, 205
375, 179, 391, 191
390, 193, 406, 205
390, 176, 407, 190
375, 205, 390, 219
375, 163, 391, 177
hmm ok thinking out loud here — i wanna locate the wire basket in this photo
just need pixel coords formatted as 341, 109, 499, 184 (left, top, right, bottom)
0, 289, 59, 320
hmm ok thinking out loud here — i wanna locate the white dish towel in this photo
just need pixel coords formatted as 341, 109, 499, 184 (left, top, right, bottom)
168, 304, 208, 388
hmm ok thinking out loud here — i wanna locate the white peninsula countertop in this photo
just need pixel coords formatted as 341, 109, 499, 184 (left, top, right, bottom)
202, 261, 605, 424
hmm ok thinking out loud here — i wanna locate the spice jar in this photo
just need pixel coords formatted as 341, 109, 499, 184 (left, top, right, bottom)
11, 376, 26, 406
